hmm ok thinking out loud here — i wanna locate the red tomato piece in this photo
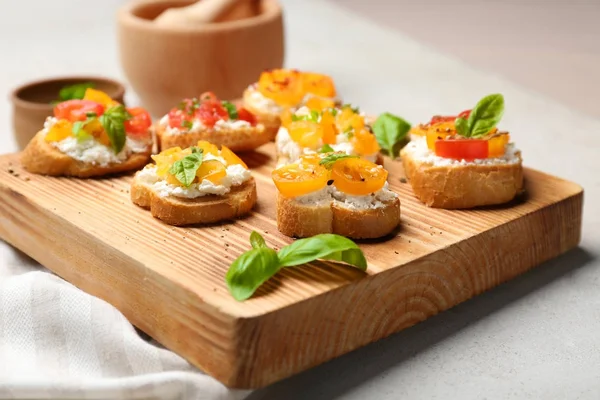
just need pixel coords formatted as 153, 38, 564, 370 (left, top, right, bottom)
457, 109, 471, 119
124, 107, 152, 137
435, 139, 489, 160
196, 100, 229, 128
236, 107, 257, 126
430, 109, 472, 125
54, 100, 105, 122
168, 99, 196, 129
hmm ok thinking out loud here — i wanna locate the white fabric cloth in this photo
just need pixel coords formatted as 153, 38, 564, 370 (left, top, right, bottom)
1, 0, 599, 399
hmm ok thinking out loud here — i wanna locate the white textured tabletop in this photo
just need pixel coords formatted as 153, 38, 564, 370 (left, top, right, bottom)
1, 1, 599, 399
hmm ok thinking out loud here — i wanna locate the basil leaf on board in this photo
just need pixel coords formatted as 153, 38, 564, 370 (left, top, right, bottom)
225, 247, 280, 301
99, 105, 131, 153
319, 153, 358, 169
318, 144, 335, 153
372, 112, 411, 159
221, 101, 239, 120
250, 231, 267, 249
168, 150, 204, 187
454, 117, 469, 137
277, 234, 367, 270
58, 82, 95, 102
466, 93, 505, 137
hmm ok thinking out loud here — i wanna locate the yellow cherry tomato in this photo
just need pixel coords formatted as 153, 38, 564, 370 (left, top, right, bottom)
488, 133, 510, 158
44, 120, 74, 142
305, 96, 336, 111
220, 145, 248, 169
351, 128, 380, 156
83, 88, 119, 108
335, 107, 364, 133
302, 73, 336, 98
298, 153, 323, 166
320, 109, 337, 144
196, 141, 219, 157
196, 159, 227, 184
258, 69, 305, 106
331, 158, 387, 196
272, 162, 329, 197
152, 147, 183, 177
280, 108, 294, 128
288, 120, 322, 149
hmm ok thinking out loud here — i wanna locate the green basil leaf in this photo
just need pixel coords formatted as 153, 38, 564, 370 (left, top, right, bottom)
168, 151, 204, 187
318, 144, 335, 153
99, 105, 131, 154
250, 231, 267, 249
58, 82, 95, 101
372, 112, 411, 159
277, 234, 367, 271
466, 93, 504, 137
454, 117, 469, 137
181, 120, 193, 130
222, 101, 239, 120
319, 153, 358, 169
225, 247, 280, 301
310, 110, 320, 122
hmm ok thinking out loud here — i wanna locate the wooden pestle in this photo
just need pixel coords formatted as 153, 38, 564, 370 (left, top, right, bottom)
154, 0, 256, 26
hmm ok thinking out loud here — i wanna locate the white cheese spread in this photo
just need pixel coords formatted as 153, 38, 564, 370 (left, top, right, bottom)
403, 137, 521, 167
137, 164, 251, 199
294, 182, 397, 210
245, 86, 283, 115
43, 117, 150, 167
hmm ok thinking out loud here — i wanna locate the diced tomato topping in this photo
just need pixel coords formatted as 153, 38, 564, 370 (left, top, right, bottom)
429, 109, 472, 125
435, 139, 489, 160
199, 91, 218, 102
236, 107, 257, 126
168, 99, 196, 129
54, 100, 105, 122
196, 100, 229, 128
124, 107, 152, 138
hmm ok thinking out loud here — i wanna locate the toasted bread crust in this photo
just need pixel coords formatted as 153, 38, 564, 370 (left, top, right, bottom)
21, 131, 151, 178
401, 147, 524, 209
242, 88, 281, 138
155, 122, 275, 153
131, 175, 257, 226
276, 193, 400, 239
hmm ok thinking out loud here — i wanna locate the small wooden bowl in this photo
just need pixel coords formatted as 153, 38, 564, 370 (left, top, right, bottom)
11, 77, 125, 150
117, 0, 284, 117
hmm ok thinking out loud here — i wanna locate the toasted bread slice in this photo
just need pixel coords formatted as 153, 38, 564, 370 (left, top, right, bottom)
21, 130, 151, 178
401, 147, 524, 209
277, 193, 400, 239
131, 175, 257, 226
155, 122, 275, 153
242, 88, 281, 138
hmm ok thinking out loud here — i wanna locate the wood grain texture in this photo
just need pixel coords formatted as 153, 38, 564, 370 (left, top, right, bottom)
0, 145, 583, 388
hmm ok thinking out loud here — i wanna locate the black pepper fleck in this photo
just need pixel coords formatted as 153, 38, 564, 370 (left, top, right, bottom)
327, 179, 334, 186
400, 178, 407, 184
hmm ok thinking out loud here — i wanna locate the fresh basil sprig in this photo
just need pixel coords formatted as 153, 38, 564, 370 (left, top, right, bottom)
319, 153, 358, 168
226, 232, 367, 301
318, 144, 335, 153
99, 105, 131, 153
372, 112, 411, 159
455, 93, 504, 138
57, 82, 95, 102
221, 101, 239, 120
168, 147, 204, 187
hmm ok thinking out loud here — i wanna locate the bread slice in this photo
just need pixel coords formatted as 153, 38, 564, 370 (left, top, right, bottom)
242, 88, 281, 138
401, 147, 524, 209
155, 122, 275, 153
21, 130, 151, 178
276, 193, 400, 239
131, 175, 257, 226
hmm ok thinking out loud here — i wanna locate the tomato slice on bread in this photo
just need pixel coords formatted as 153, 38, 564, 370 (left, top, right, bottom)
124, 107, 152, 137
434, 139, 489, 160
54, 100, 104, 122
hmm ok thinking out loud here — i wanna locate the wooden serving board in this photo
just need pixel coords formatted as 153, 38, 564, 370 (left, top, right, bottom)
0, 145, 583, 388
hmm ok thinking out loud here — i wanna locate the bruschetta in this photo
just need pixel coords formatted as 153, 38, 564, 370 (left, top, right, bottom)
272, 152, 400, 239
275, 105, 382, 167
401, 93, 524, 209
155, 92, 269, 153
21, 89, 153, 178
242, 69, 338, 138
131, 141, 256, 226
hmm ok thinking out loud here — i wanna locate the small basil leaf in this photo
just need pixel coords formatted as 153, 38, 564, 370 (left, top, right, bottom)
318, 144, 335, 153
277, 234, 367, 271
454, 117, 469, 137
168, 151, 203, 187
250, 231, 267, 249
58, 82, 95, 101
319, 153, 358, 169
222, 101, 239, 120
225, 247, 280, 301
99, 105, 131, 154
466, 93, 504, 137
372, 112, 411, 159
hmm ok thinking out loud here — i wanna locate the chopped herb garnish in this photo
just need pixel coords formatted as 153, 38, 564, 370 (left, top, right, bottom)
222, 101, 239, 120
319, 144, 335, 153
181, 120, 193, 130
342, 103, 360, 114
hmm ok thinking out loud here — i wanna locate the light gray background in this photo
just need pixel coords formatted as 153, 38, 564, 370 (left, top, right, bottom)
1, 1, 599, 399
